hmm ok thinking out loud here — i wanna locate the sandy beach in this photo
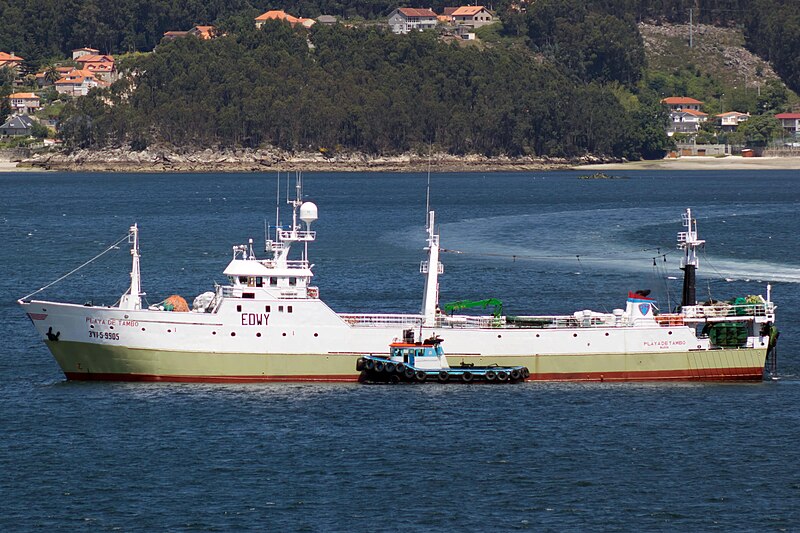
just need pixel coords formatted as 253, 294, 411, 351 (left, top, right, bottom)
577, 155, 800, 171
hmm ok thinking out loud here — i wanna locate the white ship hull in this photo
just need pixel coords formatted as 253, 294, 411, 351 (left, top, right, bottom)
19, 199, 777, 383
21, 298, 771, 382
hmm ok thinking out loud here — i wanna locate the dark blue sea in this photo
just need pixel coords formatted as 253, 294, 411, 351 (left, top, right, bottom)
2, 170, 800, 531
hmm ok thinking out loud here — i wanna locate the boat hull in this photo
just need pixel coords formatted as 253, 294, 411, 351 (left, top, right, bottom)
46, 340, 767, 383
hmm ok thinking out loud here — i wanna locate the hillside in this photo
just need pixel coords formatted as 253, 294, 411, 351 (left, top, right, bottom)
640, 22, 798, 114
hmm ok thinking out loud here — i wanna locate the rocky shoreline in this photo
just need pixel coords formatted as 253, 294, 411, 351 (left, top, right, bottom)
16, 147, 614, 172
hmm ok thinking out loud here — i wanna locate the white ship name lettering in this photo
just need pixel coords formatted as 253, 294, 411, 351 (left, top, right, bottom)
643, 340, 687, 348
242, 313, 269, 326
86, 317, 139, 327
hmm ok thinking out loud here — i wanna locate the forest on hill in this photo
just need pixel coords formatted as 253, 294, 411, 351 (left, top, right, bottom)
1, 0, 797, 158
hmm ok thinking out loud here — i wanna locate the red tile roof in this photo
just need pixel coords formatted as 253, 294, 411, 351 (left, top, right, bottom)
8, 92, 38, 99
452, 6, 487, 16
398, 7, 437, 17
680, 109, 708, 117
255, 10, 301, 24
0, 51, 23, 61
662, 97, 704, 105
76, 54, 114, 64
775, 113, 800, 119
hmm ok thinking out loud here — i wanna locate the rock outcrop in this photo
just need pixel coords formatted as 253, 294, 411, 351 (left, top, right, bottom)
23, 146, 617, 172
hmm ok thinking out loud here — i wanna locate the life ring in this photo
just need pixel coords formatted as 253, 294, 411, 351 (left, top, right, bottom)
365, 358, 375, 371
438, 371, 449, 383
415, 371, 427, 382
462, 371, 474, 383
485, 370, 497, 381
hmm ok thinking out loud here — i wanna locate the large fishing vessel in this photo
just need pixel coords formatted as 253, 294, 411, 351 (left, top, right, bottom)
19, 182, 778, 382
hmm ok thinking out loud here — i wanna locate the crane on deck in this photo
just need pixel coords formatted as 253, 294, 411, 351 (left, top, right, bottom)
442, 298, 503, 318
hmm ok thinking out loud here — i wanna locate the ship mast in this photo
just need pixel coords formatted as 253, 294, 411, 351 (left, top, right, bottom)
677, 208, 704, 308
421, 210, 442, 326
120, 224, 142, 310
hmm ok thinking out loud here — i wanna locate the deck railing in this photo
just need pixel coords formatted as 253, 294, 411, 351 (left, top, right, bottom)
681, 303, 773, 319
340, 313, 424, 327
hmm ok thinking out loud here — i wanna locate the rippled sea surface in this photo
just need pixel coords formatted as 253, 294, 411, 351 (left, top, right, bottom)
2, 170, 800, 531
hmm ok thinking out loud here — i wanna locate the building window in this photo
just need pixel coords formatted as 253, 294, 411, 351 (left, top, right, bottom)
243, 293, 255, 299
288, 306, 293, 313
236, 305, 242, 312
265, 305, 271, 312
279, 306, 284, 312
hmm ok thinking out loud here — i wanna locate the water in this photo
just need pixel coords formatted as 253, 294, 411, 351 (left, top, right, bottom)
2, 170, 800, 531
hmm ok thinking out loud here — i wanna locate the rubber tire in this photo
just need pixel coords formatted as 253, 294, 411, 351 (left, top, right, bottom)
386, 362, 396, 373
497, 370, 509, 382
485, 370, 497, 382
510, 369, 521, 381
415, 371, 427, 382
390, 374, 401, 384
462, 371, 474, 383
395, 363, 405, 374
438, 371, 449, 383
375, 361, 385, 373
522, 367, 530, 379
356, 358, 366, 371
404, 367, 416, 379
365, 358, 375, 371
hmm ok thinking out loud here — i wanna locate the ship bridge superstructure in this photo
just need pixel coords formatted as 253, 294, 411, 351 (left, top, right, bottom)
217, 179, 320, 304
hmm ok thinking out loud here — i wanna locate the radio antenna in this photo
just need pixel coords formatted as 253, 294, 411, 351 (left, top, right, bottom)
425, 144, 432, 226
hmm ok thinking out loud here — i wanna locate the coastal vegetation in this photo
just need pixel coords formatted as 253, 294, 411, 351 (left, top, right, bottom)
1, 0, 798, 160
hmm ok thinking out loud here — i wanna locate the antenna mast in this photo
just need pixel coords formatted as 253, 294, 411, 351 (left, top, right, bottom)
677, 208, 704, 307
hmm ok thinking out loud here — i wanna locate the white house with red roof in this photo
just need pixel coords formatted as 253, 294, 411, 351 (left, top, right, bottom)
662, 97, 707, 135
662, 96, 703, 112
0, 51, 24, 71
75, 54, 117, 82
716, 111, 749, 131
72, 47, 99, 61
388, 8, 438, 34
55, 69, 106, 97
7, 92, 40, 114
775, 113, 800, 135
255, 10, 314, 29
451, 6, 494, 28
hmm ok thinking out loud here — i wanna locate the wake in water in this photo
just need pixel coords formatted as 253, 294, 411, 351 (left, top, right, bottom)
432, 204, 800, 284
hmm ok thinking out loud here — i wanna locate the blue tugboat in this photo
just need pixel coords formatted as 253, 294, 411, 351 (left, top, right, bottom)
356, 330, 530, 384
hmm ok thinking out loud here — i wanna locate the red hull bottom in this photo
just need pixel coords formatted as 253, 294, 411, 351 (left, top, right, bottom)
64, 367, 765, 383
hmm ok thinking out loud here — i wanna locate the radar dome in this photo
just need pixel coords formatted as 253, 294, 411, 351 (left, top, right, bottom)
299, 201, 318, 229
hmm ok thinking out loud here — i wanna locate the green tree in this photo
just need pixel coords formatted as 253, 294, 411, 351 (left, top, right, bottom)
738, 114, 782, 146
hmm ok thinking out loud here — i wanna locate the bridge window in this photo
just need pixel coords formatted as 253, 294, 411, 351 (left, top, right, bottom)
265, 305, 271, 312
288, 306, 293, 313
279, 306, 284, 312
243, 293, 254, 299
256, 277, 263, 287
270, 277, 278, 286
238, 276, 247, 284
236, 305, 242, 312
289, 278, 296, 286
